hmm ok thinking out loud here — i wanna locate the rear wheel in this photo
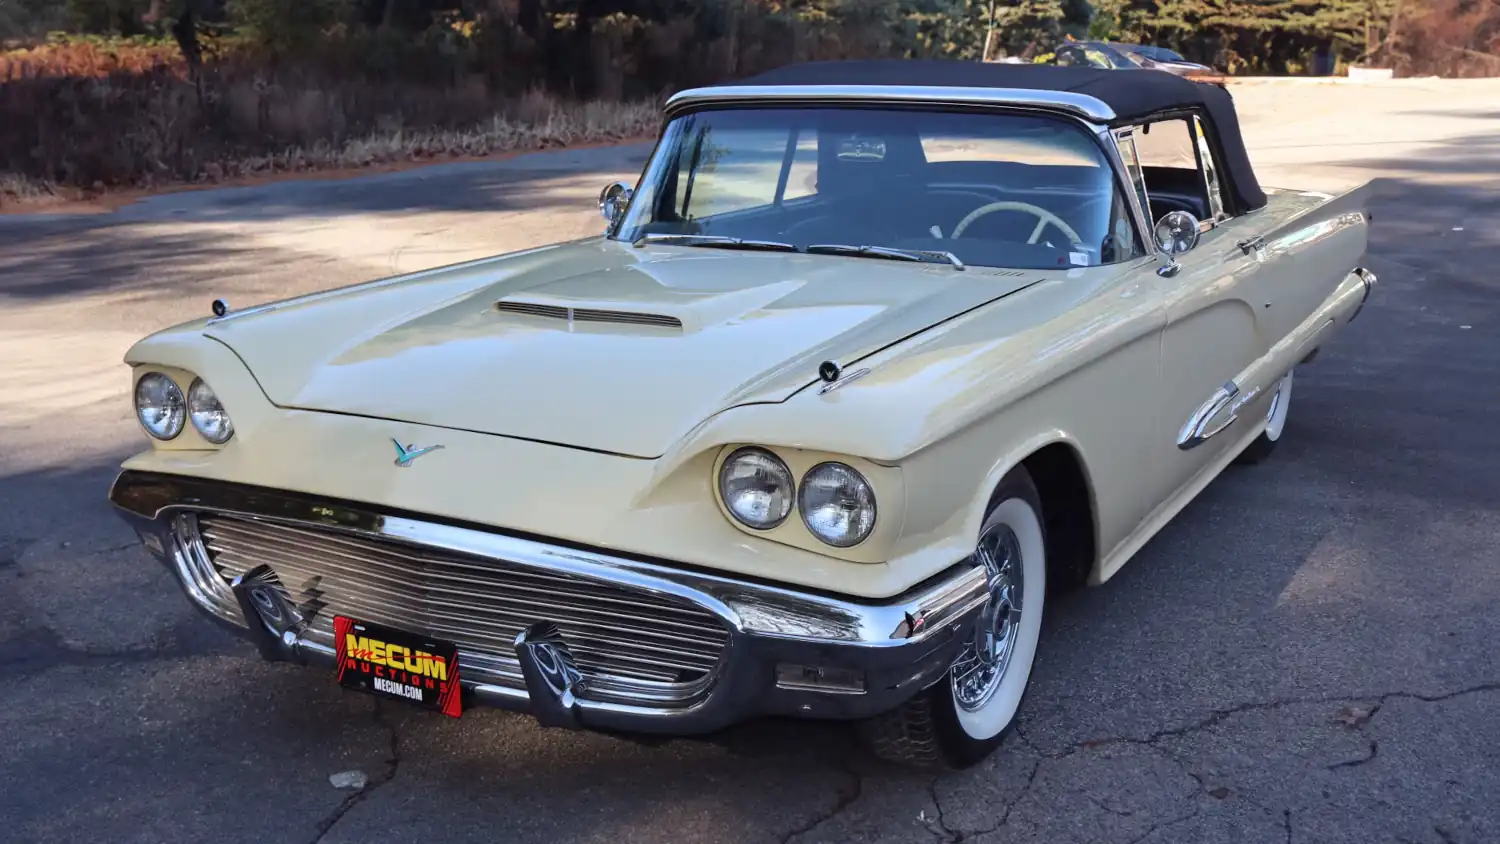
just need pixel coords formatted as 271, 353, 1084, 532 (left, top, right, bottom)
1236, 370, 1294, 465
863, 468, 1046, 768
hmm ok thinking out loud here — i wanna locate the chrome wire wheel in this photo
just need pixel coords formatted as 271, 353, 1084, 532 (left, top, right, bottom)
860, 467, 1045, 768
951, 523, 1025, 712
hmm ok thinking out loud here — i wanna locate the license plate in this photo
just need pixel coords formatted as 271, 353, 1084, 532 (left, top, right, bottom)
334, 616, 462, 718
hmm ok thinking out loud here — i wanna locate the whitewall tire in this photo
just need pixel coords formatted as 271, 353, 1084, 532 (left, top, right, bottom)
1236, 369, 1294, 465
863, 467, 1046, 768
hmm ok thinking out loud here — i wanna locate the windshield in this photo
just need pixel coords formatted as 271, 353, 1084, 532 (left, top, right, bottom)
615, 107, 1144, 270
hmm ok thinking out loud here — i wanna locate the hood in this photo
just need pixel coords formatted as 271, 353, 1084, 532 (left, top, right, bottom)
205, 240, 1039, 458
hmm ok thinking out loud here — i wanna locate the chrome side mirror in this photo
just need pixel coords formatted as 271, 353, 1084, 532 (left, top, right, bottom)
599, 181, 633, 226
1154, 210, 1201, 255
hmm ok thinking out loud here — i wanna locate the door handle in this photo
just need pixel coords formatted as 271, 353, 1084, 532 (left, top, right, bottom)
1237, 236, 1265, 255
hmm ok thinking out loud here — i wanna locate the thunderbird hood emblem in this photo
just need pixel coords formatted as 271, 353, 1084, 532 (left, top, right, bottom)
392, 438, 444, 467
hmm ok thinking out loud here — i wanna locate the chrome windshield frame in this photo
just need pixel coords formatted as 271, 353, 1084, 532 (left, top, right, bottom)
664, 85, 1116, 123
618, 88, 1158, 267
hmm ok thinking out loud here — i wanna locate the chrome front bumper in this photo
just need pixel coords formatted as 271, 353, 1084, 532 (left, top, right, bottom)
109, 470, 987, 734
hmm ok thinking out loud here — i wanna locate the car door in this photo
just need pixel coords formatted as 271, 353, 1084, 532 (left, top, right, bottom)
1117, 123, 1274, 499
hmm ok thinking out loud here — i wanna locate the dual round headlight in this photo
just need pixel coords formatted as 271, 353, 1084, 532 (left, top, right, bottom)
718, 447, 876, 548
134, 373, 234, 444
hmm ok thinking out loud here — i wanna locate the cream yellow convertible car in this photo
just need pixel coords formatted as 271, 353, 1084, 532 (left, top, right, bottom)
111, 60, 1375, 768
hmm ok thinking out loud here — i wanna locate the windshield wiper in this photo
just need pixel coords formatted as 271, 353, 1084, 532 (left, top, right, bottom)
806, 243, 965, 271
633, 233, 798, 253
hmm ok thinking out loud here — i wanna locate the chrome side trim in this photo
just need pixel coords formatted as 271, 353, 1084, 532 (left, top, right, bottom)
664, 85, 1116, 123
1177, 381, 1243, 450
818, 367, 872, 395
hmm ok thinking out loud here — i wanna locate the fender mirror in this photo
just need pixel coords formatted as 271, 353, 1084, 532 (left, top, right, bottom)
1154, 210, 1201, 255
599, 181, 633, 227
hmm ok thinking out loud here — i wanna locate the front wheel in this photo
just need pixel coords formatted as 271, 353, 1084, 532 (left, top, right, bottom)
862, 468, 1047, 768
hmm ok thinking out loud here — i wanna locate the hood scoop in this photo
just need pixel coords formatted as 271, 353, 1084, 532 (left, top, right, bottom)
495, 300, 683, 330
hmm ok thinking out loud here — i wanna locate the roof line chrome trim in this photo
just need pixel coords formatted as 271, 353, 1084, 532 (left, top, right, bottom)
663, 85, 1116, 123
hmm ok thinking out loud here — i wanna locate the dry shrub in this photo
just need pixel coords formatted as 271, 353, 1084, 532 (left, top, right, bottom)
0, 37, 184, 80
1390, 0, 1500, 77
0, 56, 658, 204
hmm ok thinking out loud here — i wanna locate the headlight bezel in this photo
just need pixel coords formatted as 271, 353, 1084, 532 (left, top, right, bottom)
716, 446, 797, 531
798, 461, 878, 548
187, 377, 235, 444
711, 444, 896, 559
134, 371, 187, 441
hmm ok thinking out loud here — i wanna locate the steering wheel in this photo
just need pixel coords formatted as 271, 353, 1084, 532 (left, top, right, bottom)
951, 201, 1085, 246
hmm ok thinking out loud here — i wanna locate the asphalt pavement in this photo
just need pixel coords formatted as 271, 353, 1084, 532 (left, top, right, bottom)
2, 79, 1498, 844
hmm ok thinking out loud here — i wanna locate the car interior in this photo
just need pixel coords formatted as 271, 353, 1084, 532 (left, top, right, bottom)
1130, 118, 1218, 224
628, 111, 1148, 269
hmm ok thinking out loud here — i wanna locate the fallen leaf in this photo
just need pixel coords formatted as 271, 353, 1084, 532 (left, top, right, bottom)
1208, 787, 1230, 799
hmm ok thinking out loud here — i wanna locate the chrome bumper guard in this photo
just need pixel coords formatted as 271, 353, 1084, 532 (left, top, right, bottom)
110, 471, 987, 734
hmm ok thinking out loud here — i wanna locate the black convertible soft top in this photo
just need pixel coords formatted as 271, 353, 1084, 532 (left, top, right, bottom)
724, 60, 1267, 212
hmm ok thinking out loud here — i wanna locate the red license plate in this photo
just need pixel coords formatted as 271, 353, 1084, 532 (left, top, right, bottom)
334, 616, 462, 718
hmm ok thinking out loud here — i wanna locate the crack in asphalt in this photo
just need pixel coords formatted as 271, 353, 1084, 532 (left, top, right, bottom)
901, 682, 1497, 843
926, 743, 1043, 841
1119, 807, 1201, 844
962, 684, 1500, 844
1326, 739, 1380, 770
308, 701, 401, 844
1051, 682, 1500, 757
0, 622, 221, 676
778, 755, 863, 844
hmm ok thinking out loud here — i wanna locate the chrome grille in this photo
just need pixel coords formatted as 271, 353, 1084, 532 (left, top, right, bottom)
571, 308, 681, 329
196, 514, 730, 706
494, 301, 569, 319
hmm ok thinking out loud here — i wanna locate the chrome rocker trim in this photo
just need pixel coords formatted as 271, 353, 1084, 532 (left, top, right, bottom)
109, 470, 988, 735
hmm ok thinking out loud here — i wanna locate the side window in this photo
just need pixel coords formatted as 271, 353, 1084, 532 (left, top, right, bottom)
1113, 128, 1151, 217
674, 126, 789, 219
1132, 116, 1227, 224
1192, 117, 1226, 221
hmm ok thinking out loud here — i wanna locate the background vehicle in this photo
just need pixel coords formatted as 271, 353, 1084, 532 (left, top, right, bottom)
1045, 40, 1218, 76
